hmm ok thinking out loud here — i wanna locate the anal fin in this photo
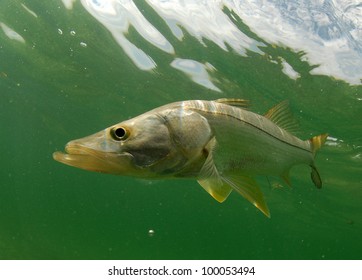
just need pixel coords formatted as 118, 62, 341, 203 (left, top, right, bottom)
222, 174, 270, 218
197, 137, 270, 217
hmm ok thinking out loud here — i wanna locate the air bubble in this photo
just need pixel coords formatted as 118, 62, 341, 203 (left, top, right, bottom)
148, 229, 155, 237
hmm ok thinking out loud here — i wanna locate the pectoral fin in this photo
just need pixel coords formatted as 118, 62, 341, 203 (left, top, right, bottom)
281, 170, 292, 187
197, 138, 232, 202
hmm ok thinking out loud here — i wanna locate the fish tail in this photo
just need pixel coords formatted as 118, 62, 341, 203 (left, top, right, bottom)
309, 133, 328, 188
309, 133, 328, 156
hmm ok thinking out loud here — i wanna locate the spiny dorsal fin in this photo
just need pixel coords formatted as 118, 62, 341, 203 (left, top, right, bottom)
197, 138, 233, 202
264, 100, 299, 133
214, 98, 249, 108
222, 174, 270, 217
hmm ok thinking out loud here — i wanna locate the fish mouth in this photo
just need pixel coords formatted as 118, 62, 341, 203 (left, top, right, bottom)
53, 143, 135, 174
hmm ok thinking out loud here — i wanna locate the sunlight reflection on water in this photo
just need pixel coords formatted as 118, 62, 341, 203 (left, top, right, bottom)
75, 0, 362, 85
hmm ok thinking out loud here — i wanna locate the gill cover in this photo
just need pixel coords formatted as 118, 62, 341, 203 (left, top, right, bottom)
116, 114, 172, 168
147, 108, 214, 176
53, 113, 174, 176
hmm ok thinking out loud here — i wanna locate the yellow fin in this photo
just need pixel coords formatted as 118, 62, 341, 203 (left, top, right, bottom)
309, 133, 328, 155
197, 137, 270, 217
197, 138, 233, 202
214, 98, 249, 108
222, 174, 270, 218
264, 100, 299, 133
197, 178, 233, 203
309, 133, 328, 188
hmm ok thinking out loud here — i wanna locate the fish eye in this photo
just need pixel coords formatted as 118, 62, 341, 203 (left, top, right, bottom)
111, 127, 129, 141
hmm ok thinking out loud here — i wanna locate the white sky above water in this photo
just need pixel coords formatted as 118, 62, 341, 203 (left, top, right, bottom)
224, 0, 362, 84
78, 0, 362, 85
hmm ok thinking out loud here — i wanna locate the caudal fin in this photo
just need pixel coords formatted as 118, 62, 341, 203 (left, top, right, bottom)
309, 133, 328, 188
310, 133, 328, 155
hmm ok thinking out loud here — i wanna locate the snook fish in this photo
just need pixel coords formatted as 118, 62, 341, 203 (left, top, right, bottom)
53, 99, 328, 217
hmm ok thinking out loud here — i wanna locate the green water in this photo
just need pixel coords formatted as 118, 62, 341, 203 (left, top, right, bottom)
1, 1, 361, 259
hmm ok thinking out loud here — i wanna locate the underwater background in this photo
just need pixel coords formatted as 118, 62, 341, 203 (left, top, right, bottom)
0, 0, 361, 259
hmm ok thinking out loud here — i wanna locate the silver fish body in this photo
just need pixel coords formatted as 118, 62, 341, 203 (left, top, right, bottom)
54, 99, 328, 217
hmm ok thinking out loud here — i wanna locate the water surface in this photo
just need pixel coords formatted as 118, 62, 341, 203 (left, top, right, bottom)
0, 0, 361, 259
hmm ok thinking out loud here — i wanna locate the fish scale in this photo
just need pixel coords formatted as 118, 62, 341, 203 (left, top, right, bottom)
53, 99, 328, 217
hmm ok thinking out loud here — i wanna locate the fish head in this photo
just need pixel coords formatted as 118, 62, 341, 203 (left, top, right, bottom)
53, 111, 191, 177
54, 106, 213, 178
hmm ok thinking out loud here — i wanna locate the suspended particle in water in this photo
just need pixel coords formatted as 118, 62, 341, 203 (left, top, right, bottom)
80, 42, 87, 48
148, 229, 155, 237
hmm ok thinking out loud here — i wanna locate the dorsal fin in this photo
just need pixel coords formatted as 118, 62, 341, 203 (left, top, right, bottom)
214, 98, 249, 108
264, 100, 299, 133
